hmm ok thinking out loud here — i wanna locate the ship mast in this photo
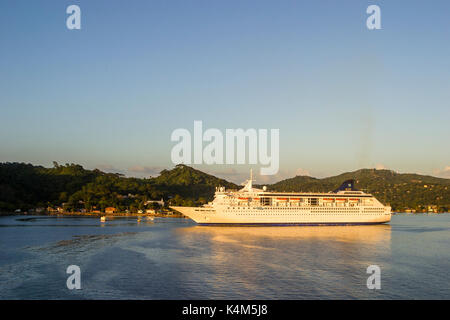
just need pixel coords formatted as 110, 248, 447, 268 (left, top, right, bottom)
242, 169, 253, 191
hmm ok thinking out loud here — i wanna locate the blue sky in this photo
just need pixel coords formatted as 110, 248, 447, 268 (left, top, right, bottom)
1, 0, 449, 183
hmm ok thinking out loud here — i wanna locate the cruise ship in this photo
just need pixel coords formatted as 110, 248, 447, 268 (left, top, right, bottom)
171, 172, 391, 225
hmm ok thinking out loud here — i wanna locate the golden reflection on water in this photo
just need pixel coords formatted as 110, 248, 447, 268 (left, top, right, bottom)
175, 225, 392, 298
179, 224, 391, 244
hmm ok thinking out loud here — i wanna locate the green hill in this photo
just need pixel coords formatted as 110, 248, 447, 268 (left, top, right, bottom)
148, 164, 238, 206
0, 162, 237, 212
153, 164, 236, 187
0, 163, 448, 213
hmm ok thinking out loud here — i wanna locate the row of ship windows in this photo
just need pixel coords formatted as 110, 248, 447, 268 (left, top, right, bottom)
226, 207, 382, 211
235, 204, 367, 207
230, 213, 384, 215
227, 210, 384, 212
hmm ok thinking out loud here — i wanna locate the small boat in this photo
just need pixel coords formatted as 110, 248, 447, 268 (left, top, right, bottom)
146, 216, 154, 221
100, 216, 106, 222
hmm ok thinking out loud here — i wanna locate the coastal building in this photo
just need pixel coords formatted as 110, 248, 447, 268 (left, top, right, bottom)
145, 198, 165, 207
105, 207, 117, 214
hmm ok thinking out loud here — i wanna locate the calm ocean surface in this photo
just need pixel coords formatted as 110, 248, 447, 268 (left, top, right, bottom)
0, 214, 449, 299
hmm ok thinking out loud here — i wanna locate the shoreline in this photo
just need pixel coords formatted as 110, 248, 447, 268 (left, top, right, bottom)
0, 212, 186, 218
1, 212, 448, 217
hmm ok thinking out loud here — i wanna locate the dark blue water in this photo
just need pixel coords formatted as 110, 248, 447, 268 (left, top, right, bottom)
0, 214, 449, 299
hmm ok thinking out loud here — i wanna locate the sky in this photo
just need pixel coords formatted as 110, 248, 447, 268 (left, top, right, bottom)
0, 0, 449, 183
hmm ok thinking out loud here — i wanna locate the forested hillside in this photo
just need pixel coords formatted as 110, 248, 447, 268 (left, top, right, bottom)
0, 163, 237, 212
1, 163, 448, 213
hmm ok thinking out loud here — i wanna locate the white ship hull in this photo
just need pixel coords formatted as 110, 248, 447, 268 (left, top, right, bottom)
171, 206, 391, 225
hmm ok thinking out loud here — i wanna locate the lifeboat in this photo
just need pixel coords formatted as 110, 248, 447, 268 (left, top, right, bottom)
238, 197, 249, 201
322, 198, 334, 201
276, 198, 288, 201
290, 198, 301, 202
335, 198, 347, 202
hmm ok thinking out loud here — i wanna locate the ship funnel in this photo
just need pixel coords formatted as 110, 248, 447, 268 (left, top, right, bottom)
334, 179, 358, 192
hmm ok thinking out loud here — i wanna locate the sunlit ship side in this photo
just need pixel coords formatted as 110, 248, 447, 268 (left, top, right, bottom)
171, 172, 391, 225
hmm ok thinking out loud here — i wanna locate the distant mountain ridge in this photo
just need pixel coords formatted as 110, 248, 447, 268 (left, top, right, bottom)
0, 163, 448, 212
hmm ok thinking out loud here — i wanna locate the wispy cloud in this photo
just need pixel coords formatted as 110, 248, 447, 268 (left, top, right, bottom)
95, 164, 124, 174
257, 168, 312, 184
432, 166, 450, 178
207, 168, 241, 177
204, 168, 247, 184
295, 168, 310, 176
375, 163, 387, 170
128, 165, 164, 177
205, 167, 296, 185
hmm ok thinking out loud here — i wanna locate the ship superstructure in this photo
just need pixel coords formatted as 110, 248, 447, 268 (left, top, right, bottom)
171, 171, 391, 225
